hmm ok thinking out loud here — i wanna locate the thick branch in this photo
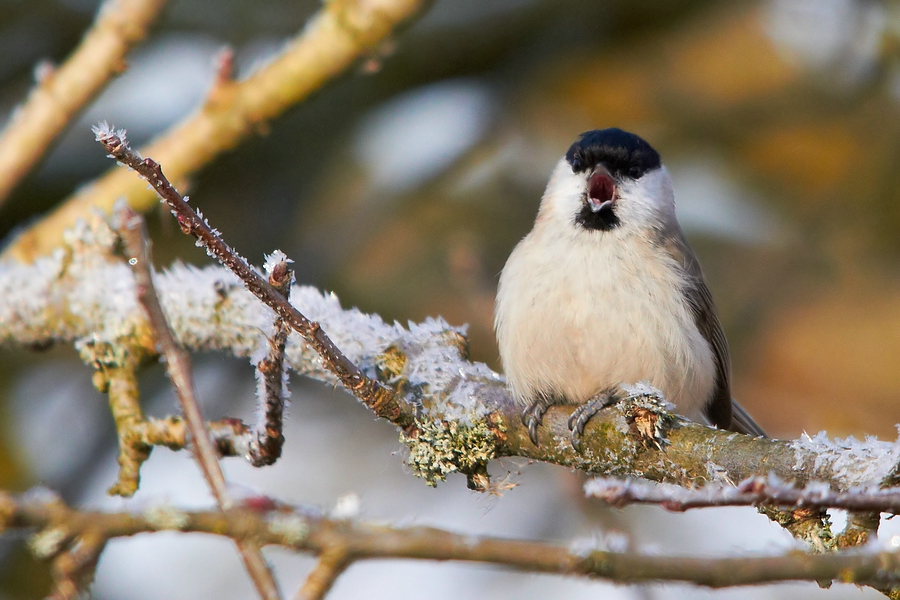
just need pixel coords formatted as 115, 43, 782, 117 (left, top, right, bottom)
2, 0, 431, 263
0, 0, 169, 205
5, 490, 900, 589
1, 228, 898, 495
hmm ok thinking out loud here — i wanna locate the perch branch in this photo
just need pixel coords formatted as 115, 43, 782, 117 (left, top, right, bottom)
2, 0, 432, 263
1, 224, 898, 498
0, 0, 169, 205
6, 490, 900, 590
116, 208, 281, 600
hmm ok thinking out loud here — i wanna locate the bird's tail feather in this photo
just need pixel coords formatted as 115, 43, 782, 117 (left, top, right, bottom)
729, 400, 766, 437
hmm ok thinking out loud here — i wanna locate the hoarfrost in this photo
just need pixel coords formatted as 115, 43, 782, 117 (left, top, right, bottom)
263, 250, 292, 274
791, 430, 900, 487
0, 217, 506, 421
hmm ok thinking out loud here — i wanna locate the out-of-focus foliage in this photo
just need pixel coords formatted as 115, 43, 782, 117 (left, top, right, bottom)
1, 0, 900, 598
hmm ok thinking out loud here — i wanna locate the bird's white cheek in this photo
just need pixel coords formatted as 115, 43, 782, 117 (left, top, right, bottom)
538, 161, 588, 227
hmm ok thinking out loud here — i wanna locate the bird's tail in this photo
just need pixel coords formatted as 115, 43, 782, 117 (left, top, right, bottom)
729, 399, 766, 437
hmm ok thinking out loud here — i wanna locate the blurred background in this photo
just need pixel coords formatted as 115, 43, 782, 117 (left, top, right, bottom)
1, 0, 900, 597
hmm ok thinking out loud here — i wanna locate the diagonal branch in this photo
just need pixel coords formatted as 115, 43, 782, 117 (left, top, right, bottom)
2, 0, 432, 263
96, 125, 410, 429
116, 207, 282, 600
0, 0, 169, 206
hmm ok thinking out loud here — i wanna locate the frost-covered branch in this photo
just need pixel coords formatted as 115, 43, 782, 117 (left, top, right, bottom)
95, 124, 404, 430
249, 253, 293, 467
1, 0, 432, 263
0, 0, 169, 206
8, 488, 900, 590
1, 217, 898, 497
116, 207, 281, 600
586, 475, 900, 514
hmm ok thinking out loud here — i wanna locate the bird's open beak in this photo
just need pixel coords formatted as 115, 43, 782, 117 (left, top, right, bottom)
587, 165, 616, 213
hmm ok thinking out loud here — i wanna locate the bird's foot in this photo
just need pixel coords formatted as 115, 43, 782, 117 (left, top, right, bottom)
567, 388, 621, 451
522, 395, 555, 446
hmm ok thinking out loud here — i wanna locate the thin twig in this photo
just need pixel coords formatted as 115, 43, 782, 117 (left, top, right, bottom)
249, 255, 292, 467
8, 489, 900, 590
586, 476, 900, 515
96, 125, 409, 429
0, 0, 169, 205
295, 547, 351, 600
116, 207, 282, 600
3, 0, 432, 263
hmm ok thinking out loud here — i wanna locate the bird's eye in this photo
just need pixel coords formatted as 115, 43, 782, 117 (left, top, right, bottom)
628, 166, 643, 179
571, 157, 583, 172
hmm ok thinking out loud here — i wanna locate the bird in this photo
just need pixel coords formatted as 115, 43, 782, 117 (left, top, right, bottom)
494, 128, 765, 447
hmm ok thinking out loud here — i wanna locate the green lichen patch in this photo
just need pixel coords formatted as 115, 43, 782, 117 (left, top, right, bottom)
401, 414, 503, 487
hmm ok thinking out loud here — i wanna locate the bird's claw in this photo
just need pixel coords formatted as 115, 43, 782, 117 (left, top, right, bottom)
567, 390, 621, 451
521, 396, 553, 446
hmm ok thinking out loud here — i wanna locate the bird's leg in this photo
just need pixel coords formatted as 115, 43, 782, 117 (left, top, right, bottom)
522, 394, 555, 446
568, 387, 622, 450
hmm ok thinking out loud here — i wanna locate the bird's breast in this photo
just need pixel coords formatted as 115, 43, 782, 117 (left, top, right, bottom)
495, 230, 716, 421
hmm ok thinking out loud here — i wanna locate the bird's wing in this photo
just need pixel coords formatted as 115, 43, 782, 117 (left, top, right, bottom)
662, 227, 766, 437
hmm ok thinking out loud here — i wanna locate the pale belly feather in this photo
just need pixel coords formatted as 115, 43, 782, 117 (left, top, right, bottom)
496, 229, 716, 422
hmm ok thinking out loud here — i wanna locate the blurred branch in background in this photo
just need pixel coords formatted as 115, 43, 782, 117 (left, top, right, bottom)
0, 0, 169, 206
0, 0, 432, 264
9, 490, 900, 590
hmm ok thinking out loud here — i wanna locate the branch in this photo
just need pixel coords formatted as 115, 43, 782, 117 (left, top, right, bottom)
0, 0, 169, 205
116, 208, 281, 600
7, 489, 900, 589
296, 547, 350, 600
249, 253, 293, 467
96, 124, 408, 427
586, 475, 900, 514
1, 219, 898, 497
1, 0, 432, 263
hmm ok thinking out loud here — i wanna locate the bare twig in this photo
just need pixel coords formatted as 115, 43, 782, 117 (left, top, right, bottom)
296, 547, 351, 600
7, 489, 900, 590
0, 0, 169, 205
249, 255, 293, 467
586, 475, 900, 515
116, 207, 282, 600
97, 125, 409, 429
3, 0, 432, 263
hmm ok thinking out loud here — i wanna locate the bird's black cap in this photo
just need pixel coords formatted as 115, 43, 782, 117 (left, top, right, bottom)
565, 128, 661, 179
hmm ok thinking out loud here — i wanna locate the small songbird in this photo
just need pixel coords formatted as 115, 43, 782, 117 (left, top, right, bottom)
494, 128, 765, 446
